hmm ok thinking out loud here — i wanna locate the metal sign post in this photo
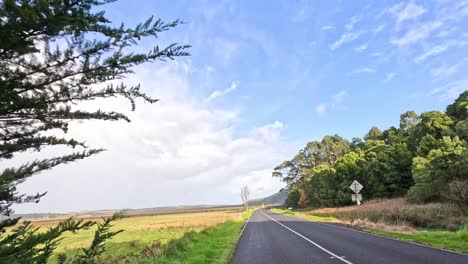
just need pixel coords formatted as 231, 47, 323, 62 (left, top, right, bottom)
349, 180, 363, 205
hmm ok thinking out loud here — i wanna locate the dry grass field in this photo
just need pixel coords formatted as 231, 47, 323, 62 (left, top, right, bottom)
24, 208, 244, 263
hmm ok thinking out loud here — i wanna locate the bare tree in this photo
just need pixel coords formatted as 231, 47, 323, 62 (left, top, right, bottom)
241, 186, 250, 210
443, 179, 468, 207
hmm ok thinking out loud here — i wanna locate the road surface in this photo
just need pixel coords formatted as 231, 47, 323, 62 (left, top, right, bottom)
230, 209, 468, 264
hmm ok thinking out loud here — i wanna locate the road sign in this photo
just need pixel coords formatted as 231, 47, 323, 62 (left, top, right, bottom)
351, 194, 362, 202
349, 180, 363, 194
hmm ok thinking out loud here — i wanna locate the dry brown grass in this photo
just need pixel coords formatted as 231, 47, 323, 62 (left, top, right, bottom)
308, 198, 465, 230
348, 219, 419, 234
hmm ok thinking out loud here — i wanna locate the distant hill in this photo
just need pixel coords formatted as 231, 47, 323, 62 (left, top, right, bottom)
13, 191, 288, 221
249, 189, 287, 206
13, 204, 242, 221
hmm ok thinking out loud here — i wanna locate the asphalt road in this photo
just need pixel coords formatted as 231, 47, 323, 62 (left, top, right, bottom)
230, 209, 468, 264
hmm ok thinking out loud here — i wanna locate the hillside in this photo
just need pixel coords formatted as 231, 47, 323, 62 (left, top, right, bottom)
249, 189, 288, 206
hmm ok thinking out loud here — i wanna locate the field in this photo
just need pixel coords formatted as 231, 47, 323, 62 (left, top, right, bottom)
26, 208, 245, 263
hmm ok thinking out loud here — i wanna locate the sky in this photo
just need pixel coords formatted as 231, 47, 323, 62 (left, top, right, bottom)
11, 0, 468, 213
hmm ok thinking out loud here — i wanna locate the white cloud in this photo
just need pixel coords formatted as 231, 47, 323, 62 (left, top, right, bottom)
431, 64, 458, 78
315, 103, 327, 116
351, 67, 376, 74
414, 44, 449, 63
251, 121, 285, 143
371, 51, 385, 57
330, 31, 365, 50
382, 2, 426, 30
333, 90, 348, 104
345, 16, 360, 31
390, 21, 442, 47
321, 25, 335, 31
205, 81, 239, 102
11, 63, 296, 213
374, 24, 386, 34
385, 72, 397, 81
431, 59, 468, 78
429, 79, 468, 99
355, 44, 368, 52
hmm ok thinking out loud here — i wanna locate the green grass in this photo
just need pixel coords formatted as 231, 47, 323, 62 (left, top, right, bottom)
28, 210, 241, 263
136, 220, 244, 264
272, 208, 338, 223
271, 208, 296, 215
241, 209, 255, 219
365, 228, 468, 253
302, 215, 339, 222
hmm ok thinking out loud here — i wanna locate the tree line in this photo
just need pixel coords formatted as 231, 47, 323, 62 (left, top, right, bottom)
273, 91, 468, 208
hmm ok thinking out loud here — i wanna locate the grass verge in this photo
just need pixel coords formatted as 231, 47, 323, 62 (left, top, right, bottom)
365, 228, 468, 253
135, 220, 244, 264
272, 208, 339, 222
241, 209, 255, 219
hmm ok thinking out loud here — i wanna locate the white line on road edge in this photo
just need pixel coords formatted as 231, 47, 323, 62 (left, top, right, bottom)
239, 211, 251, 237
261, 211, 353, 264
314, 221, 468, 257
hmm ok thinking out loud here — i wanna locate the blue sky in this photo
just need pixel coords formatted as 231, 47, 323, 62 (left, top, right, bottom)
12, 0, 468, 213
106, 0, 467, 141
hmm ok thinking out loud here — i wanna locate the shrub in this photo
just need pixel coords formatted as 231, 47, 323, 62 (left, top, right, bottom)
309, 198, 465, 230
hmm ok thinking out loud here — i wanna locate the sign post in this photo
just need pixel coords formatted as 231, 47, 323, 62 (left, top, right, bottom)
349, 180, 363, 205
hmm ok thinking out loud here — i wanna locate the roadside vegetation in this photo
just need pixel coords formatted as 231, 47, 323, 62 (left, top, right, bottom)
273, 92, 468, 236
310, 198, 466, 230
366, 228, 468, 253
274, 91, 467, 209
25, 209, 242, 263
241, 209, 256, 219
272, 198, 468, 253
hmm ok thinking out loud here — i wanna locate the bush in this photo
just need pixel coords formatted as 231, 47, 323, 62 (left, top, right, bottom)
309, 198, 465, 230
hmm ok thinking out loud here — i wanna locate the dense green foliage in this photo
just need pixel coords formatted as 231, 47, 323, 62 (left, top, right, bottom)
274, 91, 468, 208
0, 0, 188, 262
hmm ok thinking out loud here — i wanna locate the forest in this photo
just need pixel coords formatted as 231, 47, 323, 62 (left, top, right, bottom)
273, 91, 468, 208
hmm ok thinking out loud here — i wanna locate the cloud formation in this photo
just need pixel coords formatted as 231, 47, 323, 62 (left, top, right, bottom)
205, 81, 239, 102
315, 103, 327, 116
11, 63, 295, 213
330, 31, 365, 50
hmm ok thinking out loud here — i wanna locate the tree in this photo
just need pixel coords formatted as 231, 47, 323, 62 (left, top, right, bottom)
407, 136, 468, 203
443, 179, 468, 207
240, 186, 250, 210
400, 111, 420, 132
446, 91, 468, 122
364, 126, 383, 141
0, 0, 189, 262
273, 91, 468, 209
367, 144, 413, 198
297, 189, 309, 208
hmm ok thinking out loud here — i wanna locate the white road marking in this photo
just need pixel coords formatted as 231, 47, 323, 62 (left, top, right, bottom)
239, 211, 251, 237
314, 221, 468, 257
261, 211, 353, 264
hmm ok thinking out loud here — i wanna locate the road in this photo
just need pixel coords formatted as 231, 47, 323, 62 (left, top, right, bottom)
230, 209, 468, 264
